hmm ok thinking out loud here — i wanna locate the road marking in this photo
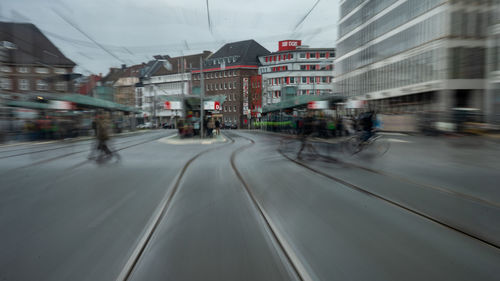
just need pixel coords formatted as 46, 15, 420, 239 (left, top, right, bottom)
386, 138, 412, 143
158, 134, 227, 145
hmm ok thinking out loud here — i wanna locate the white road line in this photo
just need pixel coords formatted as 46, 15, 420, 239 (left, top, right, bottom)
386, 138, 412, 143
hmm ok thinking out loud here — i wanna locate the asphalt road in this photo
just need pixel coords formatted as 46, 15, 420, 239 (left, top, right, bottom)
0, 130, 499, 281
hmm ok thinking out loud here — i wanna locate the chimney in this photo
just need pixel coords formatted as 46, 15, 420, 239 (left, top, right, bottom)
121, 64, 127, 70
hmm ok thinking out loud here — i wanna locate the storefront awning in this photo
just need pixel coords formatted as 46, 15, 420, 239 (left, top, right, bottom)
5, 100, 52, 110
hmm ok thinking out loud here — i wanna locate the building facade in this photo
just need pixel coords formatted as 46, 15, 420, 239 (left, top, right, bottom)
138, 52, 211, 125
114, 64, 143, 107
192, 40, 269, 128
335, 0, 491, 115
486, 0, 500, 124
0, 22, 75, 96
258, 40, 335, 106
249, 75, 262, 120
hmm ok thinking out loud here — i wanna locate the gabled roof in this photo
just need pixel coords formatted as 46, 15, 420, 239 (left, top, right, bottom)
119, 64, 145, 78
0, 22, 75, 66
205, 40, 270, 68
146, 51, 212, 77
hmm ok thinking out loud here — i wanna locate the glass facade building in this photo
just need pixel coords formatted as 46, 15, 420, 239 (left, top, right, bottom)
486, 0, 500, 123
335, 0, 493, 114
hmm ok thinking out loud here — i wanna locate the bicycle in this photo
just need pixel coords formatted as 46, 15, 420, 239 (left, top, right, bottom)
88, 140, 121, 164
342, 131, 390, 156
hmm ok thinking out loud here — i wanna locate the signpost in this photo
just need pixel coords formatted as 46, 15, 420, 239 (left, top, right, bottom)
164, 101, 182, 110
307, 100, 329, 110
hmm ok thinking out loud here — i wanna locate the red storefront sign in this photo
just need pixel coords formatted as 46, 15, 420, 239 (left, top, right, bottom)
278, 40, 302, 51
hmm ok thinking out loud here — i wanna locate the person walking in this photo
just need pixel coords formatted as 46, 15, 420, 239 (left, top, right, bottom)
207, 117, 215, 138
215, 119, 221, 136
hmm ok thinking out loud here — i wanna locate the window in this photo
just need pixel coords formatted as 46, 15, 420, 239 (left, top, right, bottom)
232, 93, 235, 100
322, 77, 327, 83
36, 79, 48, 90
233, 81, 236, 88
229, 83, 232, 89
224, 83, 227, 89
224, 71, 227, 77
290, 77, 295, 84
232, 70, 236, 76
54, 68, 66, 74
310, 53, 316, 58
1, 66, 12, 73
35, 67, 49, 74
56, 82, 67, 91
300, 53, 306, 58
224, 106, 227, 112
300, 65, 306, 70
329, 52, 335, 58
215, 84, 218, 90
228, 94, 231, 101
302, 77, 307, 83
320, 53, 326, 58
17, 67, 29, 73
310, 77, 314, 83
233, 105, 236, 112
0, 78, 12, 90
19, 79, 30, 90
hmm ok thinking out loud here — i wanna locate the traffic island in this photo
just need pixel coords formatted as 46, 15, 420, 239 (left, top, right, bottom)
158, 133, 227, 145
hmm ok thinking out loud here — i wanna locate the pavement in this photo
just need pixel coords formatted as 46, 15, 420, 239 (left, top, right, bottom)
0, 130, 499, 281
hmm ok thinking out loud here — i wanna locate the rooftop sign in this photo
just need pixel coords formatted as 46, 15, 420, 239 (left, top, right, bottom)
278, 40, 302, 52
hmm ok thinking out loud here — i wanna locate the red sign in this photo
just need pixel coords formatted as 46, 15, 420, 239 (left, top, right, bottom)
214, 101, 220, 111
164, 101, 171, 109
278, 40, 302, 51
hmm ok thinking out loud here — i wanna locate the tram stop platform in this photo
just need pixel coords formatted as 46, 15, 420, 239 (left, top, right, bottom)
158, 133, 227, 145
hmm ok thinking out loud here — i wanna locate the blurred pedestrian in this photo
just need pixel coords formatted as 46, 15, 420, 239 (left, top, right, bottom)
207, 117, 215, 138
215, 119, 221, 135
297, 112, 314, 159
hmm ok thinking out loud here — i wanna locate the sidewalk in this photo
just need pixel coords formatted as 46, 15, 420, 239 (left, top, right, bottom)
158, 133, 227, 145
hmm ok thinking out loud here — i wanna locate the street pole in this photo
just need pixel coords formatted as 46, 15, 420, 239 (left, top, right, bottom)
200, 57, 205, 138
153, 86, 156, 128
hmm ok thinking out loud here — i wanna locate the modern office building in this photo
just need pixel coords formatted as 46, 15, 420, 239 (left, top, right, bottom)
335, 0, 491, 114
258, 40, 335, 106
486, 1, 500, 124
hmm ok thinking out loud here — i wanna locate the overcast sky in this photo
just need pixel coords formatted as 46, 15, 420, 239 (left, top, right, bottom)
1, 0, 339, 75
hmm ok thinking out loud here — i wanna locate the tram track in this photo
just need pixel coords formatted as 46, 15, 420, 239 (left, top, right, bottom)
276, 140, 500, 251
118, 136, 234, 281
1, 132, 174, 172
0, 131, 166, 159
226, 132, 310, 281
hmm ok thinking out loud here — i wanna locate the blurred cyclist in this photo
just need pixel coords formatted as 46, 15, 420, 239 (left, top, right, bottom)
89, 111, 120, 162
359, 110, 375, 142
297, 111, 315, 159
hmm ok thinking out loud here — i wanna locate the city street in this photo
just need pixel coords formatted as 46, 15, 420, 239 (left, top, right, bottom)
1, 130, 499, 281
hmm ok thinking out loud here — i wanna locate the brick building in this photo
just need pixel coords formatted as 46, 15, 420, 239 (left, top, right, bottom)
249, 75, 262, 120
192, 40, 269, 128
0, 22, 75, 95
